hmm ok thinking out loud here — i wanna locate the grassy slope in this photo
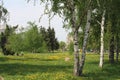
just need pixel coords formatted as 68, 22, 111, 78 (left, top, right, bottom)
0, 53, 120, 80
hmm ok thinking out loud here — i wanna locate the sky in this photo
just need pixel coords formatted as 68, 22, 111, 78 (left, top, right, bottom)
3, 0, 68, 42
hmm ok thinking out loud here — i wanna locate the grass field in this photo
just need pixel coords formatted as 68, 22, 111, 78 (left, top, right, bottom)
0, 52, 120, 80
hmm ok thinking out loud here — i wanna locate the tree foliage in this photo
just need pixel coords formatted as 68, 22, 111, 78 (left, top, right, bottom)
5, 22, 59, 53
40, 26, 59, 52
59, 41, 66, 52
0, 1, 9, 24
0, 25, 18, 55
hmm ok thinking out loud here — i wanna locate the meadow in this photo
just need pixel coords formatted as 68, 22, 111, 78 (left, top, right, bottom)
0, 52, 120, 80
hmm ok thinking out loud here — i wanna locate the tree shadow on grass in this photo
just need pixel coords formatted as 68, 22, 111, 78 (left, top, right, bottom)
84, 61, 120, 80
0, 57, 9, 62
0, 56, 73, 76
0, 63, 73, 76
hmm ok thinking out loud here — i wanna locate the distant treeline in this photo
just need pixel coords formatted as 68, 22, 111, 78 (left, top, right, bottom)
0, 22, 59, 55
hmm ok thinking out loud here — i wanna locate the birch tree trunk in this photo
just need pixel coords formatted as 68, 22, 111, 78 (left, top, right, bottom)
73, 29, 80, 76
99, 10, 106, 68
67, 0, 80, 76
79, 9, 91, 75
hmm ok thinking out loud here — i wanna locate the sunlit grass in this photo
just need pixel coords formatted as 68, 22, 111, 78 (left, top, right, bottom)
0, 52, 119, 80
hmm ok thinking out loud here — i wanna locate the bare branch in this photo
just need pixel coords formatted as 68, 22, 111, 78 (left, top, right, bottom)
96, 20, 101, 25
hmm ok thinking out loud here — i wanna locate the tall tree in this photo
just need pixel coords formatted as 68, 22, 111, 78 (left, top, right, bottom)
115, 13, 120, 62
91, 0, 113, 67
91, 0, 107, 67
54, 38, 59, 50
113, 0, 120, 62
47, 27, 58, 52
79, 9, 91, 74
24, 22, 47, 53
7, 32, 25, 53
28, 0, 92, 76
40, 26, 59, 52
108, 0, 120, 64
1, 25, 18, 55
99, 10, 106, 67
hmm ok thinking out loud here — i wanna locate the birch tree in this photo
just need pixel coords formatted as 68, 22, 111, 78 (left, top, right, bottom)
79, 9, 91, 74
63, 0, 92, 76
99, 10, 106, 67
28, 0, 93, 76
93, 0, 108, 67
95, 0, 120, 64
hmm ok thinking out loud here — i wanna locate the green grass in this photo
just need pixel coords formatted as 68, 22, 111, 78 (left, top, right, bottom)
0, 52, 120, 80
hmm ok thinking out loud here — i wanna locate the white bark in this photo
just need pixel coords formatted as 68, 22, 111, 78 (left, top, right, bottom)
73, 29, 80, 76
67, 0, 80, 76
79, 9, 91, 75
99, 10, 106, 67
